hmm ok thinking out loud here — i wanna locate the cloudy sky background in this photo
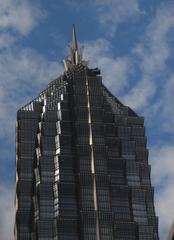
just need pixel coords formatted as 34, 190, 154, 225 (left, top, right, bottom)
0, 0, 174, 239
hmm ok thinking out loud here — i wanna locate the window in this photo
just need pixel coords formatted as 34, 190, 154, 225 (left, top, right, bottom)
75, 122, 89, 136
74, 107, 88, 121
104, 123, 116, 137
126, 162, 140, 186
18, 142, 35, 157
80, 187, 94, 210
111, 186, 131, 221
57, 109, 70, 121
73, 94, 88, 106
42, 122, 56, 136
132, 189, 147, 224
117, 126, 131, 139
121, 140, 135, 160
44, 110, 58, 122
37, 220, 57, 238
114, 222, 137, 239
89, 95, 103, 106
135, 137, 147, 148
97, 188, 111, 211
138, 225, 154, 240
140, 164, 150, 185
91, 107, 103, 122
17, 158, 33, 180
127, 116, 144, 126
104, 112, 114, 123
136, 149, 148, 162
131, 127, 145, 137
106, 137, 120, 157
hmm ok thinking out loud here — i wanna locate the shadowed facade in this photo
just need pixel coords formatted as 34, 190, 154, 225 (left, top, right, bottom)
15, 26, 159, 240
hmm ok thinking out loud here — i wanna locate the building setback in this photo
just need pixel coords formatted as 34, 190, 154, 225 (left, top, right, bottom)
15, 26, 159, 240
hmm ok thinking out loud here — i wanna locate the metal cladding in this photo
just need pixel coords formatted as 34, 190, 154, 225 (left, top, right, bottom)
15, 27, 159, 240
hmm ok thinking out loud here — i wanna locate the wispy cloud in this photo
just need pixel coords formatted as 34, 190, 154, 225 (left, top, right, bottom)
150, 145, 174, 239
144, 74, 174, 136
95, 0, 141, 36
83, 38, 131, 93
151, 145, 174, 187
159, 75, 174, 134
122, 3, 174, 110
122, 77, 156, 110
0, 184, 15, 240
0, 0, 46, 36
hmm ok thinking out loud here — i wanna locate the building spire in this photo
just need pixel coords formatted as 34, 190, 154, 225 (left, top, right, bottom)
63, 24, 85, 71
72, 24, 78, 51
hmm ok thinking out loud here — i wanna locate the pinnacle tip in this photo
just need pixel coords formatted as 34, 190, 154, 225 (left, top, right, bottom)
71, 24, 78, 51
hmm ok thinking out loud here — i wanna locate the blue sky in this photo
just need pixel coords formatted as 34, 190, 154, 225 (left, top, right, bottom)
0, 0, 174, 239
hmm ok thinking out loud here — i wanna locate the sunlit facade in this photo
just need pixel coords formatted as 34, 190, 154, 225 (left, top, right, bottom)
15, 26, 159, 240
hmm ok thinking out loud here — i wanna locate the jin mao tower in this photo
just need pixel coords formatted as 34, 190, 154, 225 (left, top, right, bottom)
15, 26, 159, 240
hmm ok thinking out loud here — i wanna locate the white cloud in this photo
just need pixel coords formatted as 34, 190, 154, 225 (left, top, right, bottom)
122, 77, 156, 109
0, 184, 15, 240
123, 3, 174, 110
160, 75, 174, 133
150, 146, 174, 186
150, 145, 174, 239
0, 0, 46, 36
135, 73, 174, 144
156, 180, 174, 240
137, 4, 174, 76
83, 38, 130, 93
145, 74, 174, 135
95, 0, 141, 36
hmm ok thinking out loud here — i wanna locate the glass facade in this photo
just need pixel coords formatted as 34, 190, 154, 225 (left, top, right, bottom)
15, 27, 159, 240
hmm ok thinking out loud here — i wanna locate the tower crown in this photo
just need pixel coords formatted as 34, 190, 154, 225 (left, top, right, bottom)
63, 24, 85, 71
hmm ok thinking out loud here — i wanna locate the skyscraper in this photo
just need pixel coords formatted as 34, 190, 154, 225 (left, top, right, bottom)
15, 26, 159, 240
